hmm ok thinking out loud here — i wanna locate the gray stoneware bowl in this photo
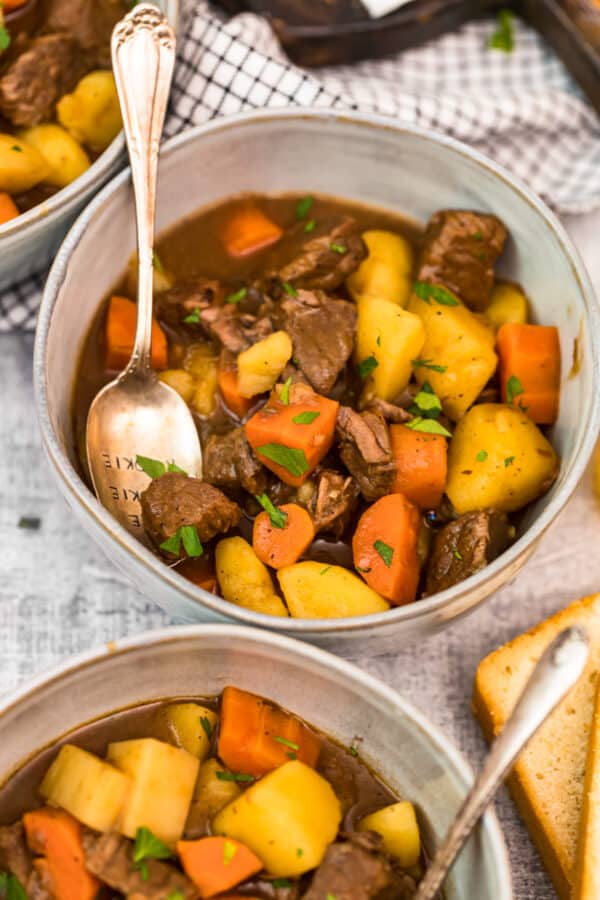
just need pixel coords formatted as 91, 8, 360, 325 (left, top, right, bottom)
0, 624, 512, 899
34, 110, 600, 655
0, 0, 177, 292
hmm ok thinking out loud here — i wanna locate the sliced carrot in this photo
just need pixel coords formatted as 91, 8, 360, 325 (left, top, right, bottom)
105, 295, 168, 371
245, 388, 339, 487
177, 556, 218, 594
352, 493, 421, 606
390, 424, 447, 509
253, 502, 315, 569
3, 0, 29, 9
218, 685, 321, 777
496, 322, 561, 424
0, 192, 19, 225
222, 205, 283, 258
23, 808, 100, 900
177, 836, 263, 898
218, 359, 255, 420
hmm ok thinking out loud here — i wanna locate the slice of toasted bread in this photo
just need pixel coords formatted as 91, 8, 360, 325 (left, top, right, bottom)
473, 593, 600, 900
573, 678, 600, 899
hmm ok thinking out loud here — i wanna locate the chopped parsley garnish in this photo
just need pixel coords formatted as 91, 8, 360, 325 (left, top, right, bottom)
18, 516, 41, 530
506, 374, 524, 405
488, 9, 515, 53
376, 334, 382, 347
349, 745, 359, 758
223, 841, 237, 866
297, 848, 304, 857
152, 251, 165, 273
137, 455, 187, 479
280, 376, 293, 405
182, 308, 201, 324
167, 462, 187, 474
159, 525, 203, 558
200, 715, 213, 741
0, 874, 27, 900
256, 493, 288, 529
504, 456, 516, 467
0, 26, 11, 52
330, 242, 347, 255
356, 565, 371, 574
413, 281, 459, 306
326, 895, 337, 900
373, 539, 394, 568
292, 411, 320, 425
256, 443, 309, 477
304, 218, 316, 233
274, 735, 300, 751
133, 827, 173, 880
406, 417, 452, 438
226, 286, 247, 304
453, 549, 463, 561
296, 195, 314, 220
11, 144, 22, 153
472, 231, 483, 241
216, 770, 254, 783
282, 281, 298, 297
320, 566, 332, 576
167, 893, 185, 900
411, 382, 443, 419
272, 879, 294, 889
412, 358, 447, 374
357, 355, 378, 379
476, 450, 488, 462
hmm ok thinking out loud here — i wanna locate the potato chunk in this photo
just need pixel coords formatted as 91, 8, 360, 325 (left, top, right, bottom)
0, 133, 50, 193
18, 124, 90, 188
39, 744, 129, 833
57, 70, 122, 152
408, 289, 497, 420
278, 561, 389, 618
355, 296, 425, 403
164, 703, 218, 760
193, 758, 241, 818
237, 331, 292, 398
213, 760, 342, 877
159, 369, 196, 404
216, 536, 289, 617
107, 738, 199, 846
347, 230, 414, 306
358, 801, 421, 868
485, 282, 529, 328
446, 403, 559, 514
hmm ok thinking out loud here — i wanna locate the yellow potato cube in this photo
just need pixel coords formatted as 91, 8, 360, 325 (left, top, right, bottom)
213, 760, 342, 877
0, 133, 50, 193
107, 738, 199, 846
164, 703, 218, 760
39, 744, 130, 832
216, 537, 289, 617
485, 282, 529, 329
193, 758, 242, 818
278, 561, 389, 618
57, 70, 122, 152
237, 330, 292, 398
18, 124, 90, 188
355, 296, 425, 402
358, 801, 421, 868
347, 230, 414, 306
159, 369, 196, 404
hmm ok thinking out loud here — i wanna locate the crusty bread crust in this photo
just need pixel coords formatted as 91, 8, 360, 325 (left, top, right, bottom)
573, 679, 600, 899
472, 593, 600, 900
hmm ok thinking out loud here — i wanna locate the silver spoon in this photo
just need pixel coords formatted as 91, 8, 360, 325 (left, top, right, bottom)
86, 4, 202, 540
415, 625, 589, 900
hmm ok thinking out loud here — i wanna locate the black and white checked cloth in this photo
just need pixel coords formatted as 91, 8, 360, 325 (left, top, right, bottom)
3, 2, 600, 331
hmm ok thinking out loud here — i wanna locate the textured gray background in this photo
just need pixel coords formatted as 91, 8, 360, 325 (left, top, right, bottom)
1, 212, 599, 897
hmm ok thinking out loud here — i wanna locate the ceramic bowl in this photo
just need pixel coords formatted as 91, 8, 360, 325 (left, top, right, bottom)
0, 0, 178, 292
34, 110, 600, 655
0, 624, 512, 899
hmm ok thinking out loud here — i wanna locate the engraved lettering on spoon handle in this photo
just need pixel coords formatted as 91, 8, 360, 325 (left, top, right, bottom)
111, 4, 175, 376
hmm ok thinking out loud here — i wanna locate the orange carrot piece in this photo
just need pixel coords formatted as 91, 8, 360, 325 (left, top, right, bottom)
105, 295, 168, 371
218, 362, 255, 420
253, 502, 315, 569
222, 206, 283, 258
177, 556, 218, 594
390, 424, 447, 509
23, 808, 100, 900
177, 837, 262, 898
496, 323, 561, 424
245, 389, 339, 487
352, 493, 421, 606
0, 192, 19, 225
218, 685, 321, 777
3, 0, 29, 9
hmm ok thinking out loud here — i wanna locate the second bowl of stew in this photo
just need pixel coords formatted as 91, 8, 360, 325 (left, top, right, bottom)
35, 110, 600, 654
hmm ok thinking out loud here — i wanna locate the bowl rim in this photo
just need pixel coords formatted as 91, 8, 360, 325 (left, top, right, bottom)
0, 622, 513, 898
0, 0, 179, 242
33, 107, 600, 634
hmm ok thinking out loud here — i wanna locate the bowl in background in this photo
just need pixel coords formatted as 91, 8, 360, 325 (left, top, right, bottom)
34, 110, 600, 655
0, 624, 512, 900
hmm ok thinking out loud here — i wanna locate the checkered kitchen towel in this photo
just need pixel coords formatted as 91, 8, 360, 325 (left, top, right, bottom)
3, 1, 600, 331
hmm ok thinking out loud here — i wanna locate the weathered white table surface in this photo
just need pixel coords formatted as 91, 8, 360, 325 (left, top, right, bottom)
1, 211, 600, 898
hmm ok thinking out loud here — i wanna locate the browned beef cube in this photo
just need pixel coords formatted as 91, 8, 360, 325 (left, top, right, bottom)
336, 407, 396, 501
274, 216, 367, 293
203, 427, 267, 495
0, 822, 32, 885
425, 509, 511, 594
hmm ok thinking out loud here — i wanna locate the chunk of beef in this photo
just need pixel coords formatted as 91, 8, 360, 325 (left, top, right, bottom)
302, 831, 392, 900
281, 290, 357, 394
27, 864, 54, 900
425, 509, 511, 594
311, 469, 359, 538
274, 217, 367, 292
200, 306, 273, 354
363, 397, 412, 424
417, 210, 508, 311
203, 428, 267, 495
0, 823, 32, 884
0, 34, 87, 127
156, 278, 225, 328
43, 0, 126, 67
141, 472, 241, 557
336, 407, 396, 501
83, 831, 197, 899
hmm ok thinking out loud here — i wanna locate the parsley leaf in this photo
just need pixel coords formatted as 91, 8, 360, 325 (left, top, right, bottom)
226, 287, 247, 304
223, 840, 237, 866
167, 893, 185, 900
292, 411, 320, 425
296, 196, 314, 220
304, 219, 316, 233
349, 746, 359, 758
488, 9, 515, 53
182, 308, 201, 324
136, 455, 166, 479
453, 549, 463, 561
11, 144, 22, 153
357, 355, 378, 379
216, 770, 254, 783
405, 417, 452, 438
0, 26, 11, 51
160, 525, 203, 558
374, 540, 394, 568
330, 242, 347, 255
411, 382, 443, 419
506, 374, 524, 405
297, 848, 304, 857
504, 456, 516, 467
272, 879, 294, 889
274, 735, 300, 751
256, 443, 309, 477
282, 281, 298, 297
280, 376, 292, 405
200, 715, 213, 741
133, 827, 173, 879
320, 566, 332, 575
412, 358, 447, 374
256, 493, 288, 529
167, 462, 187, 474
0, 873, 27, 900
413, 281, 459, 306
152, 251, 165, 273
476, 450, 488, 462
